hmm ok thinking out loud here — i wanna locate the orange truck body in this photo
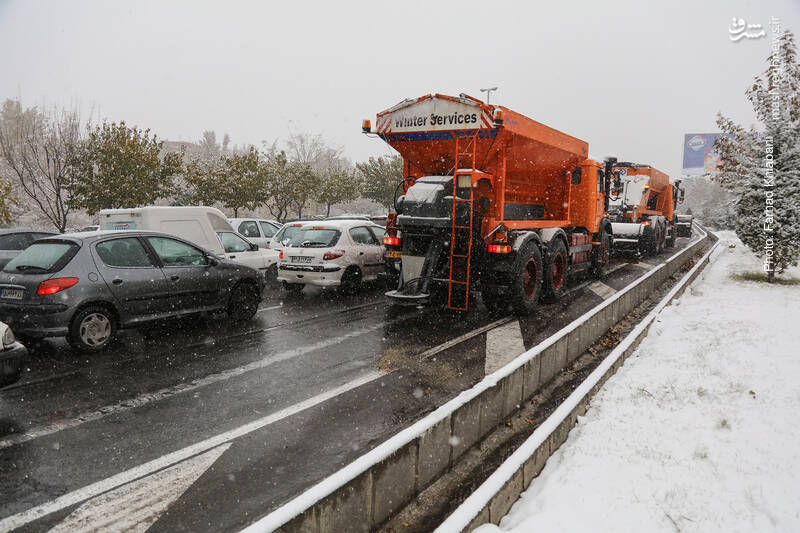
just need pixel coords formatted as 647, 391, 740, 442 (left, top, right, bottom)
367, 93, 616, 313
608, 163, 685, 255
376, 93, 608, 237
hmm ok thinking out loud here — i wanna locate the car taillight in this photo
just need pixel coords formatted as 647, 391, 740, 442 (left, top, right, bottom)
487, 244, 512, 254
37, 277, 79, 295
323, 250, 345, 260
642, 220, 651, 226
383, 236, 401, 246
279, 250, 284, 259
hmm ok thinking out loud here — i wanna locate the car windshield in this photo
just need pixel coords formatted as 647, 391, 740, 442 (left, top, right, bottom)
3, 241, 79, 273
287, 228, 340, 248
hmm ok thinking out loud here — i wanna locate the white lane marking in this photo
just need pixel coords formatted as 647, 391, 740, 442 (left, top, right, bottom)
0, 323, 385, 450
636, 261, 655, 270
485, 321, 525, 375
587, 281, 618, 300
418, 318, 512, 361
47, 444, 231, 533
0, 371, 384, 532
257, 305, 283, 313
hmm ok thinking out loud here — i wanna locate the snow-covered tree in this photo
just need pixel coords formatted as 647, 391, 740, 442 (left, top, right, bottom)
317, 164, 363, 217
356, 155, 403, 210
0, 177, 16, 225
715, 30, 800, 282
0, 99, 81, 232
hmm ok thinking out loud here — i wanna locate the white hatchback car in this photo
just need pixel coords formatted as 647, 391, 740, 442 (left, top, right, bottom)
228, 218, 282, 249
277, 220, 386, 293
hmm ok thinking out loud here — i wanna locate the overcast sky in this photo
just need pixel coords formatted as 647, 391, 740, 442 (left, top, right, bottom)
1, 0, 798, 179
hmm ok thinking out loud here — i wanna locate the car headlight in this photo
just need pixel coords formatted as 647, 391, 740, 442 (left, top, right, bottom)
1, 327, 14, 348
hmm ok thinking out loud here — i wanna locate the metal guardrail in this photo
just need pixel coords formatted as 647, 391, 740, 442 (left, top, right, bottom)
241, 227, 714, 533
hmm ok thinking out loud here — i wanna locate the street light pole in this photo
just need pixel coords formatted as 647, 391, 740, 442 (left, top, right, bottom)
480, 86, 498, 105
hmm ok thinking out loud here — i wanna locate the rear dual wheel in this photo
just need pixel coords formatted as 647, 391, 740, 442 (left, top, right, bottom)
510, 243, 543, 315
590, 229, 611, 279
542, 239, 567, 303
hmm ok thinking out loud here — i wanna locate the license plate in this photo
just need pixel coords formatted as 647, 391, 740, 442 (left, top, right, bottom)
291, 256, 312, 263
386, 250, 402, 259
1, 289, 23, 300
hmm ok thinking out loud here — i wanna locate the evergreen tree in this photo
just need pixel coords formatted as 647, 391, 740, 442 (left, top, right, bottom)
715, 30, 800, 282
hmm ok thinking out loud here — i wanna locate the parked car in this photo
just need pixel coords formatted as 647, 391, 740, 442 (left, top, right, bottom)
228, 218, 282, 248
325, 214, 372, 222
268, 220, 316, 256
0, 229, 57, 269
0, 231, 263, 352
0, 321, 26, 387
98, 206, 279, 282
370, 214, 389, 226
277, 220, 386, 293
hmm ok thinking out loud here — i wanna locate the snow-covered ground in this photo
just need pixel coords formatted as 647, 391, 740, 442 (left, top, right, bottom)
477, 232, 800, 533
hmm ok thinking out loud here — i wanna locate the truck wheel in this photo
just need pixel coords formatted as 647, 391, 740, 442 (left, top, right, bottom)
542, 239, 568, 303
666, 223, 676, 248
510, 243, 543, 315
590, 230, 610, 279
656, 224, 665, 254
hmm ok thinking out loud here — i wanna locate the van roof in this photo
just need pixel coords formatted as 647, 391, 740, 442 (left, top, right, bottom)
99, 206, 227, 216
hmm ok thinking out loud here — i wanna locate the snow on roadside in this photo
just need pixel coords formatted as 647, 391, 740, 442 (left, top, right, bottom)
476, 232, 800, 533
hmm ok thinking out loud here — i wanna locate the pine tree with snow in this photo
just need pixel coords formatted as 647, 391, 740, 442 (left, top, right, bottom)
715, 29, 800, 282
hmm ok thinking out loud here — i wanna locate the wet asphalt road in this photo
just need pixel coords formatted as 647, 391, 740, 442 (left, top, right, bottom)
0, 237, 695, 532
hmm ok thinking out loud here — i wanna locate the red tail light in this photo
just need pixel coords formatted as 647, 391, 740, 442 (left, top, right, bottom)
279, 250, 284, 259
37, 277, 79, 296
383, 236, 401, 246
641, 220, 651, 226
488, 244, 512, 254
323, 250, 345, 260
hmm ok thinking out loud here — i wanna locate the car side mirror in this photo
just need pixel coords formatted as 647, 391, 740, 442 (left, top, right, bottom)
250, 243, 259, 251
206, 255, 219, 266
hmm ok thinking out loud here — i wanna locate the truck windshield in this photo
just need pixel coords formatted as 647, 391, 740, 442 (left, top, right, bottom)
404, 182, 444, 204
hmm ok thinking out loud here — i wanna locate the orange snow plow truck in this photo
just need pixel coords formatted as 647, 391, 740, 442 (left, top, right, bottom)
362, 93, 617, 314
607, 163, 686, 256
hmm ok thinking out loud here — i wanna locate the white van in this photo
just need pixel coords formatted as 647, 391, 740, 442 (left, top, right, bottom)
98, 206, 279, 282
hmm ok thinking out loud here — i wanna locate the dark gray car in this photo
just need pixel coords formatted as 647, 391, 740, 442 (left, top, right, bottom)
0, 230, 263, 352
0, 229, 57, 269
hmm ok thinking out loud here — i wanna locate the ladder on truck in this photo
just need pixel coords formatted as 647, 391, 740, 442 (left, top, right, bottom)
447, 132, 478, 310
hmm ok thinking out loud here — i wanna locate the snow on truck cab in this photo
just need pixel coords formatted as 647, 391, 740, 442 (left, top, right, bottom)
98, 206, 280, 282
363, 93, 618, 314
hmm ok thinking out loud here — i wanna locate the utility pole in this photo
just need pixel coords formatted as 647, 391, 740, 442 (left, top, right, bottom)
480, 86, 498, 105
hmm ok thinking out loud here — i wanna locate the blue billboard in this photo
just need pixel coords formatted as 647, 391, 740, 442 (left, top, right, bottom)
682, 133, 726, 175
